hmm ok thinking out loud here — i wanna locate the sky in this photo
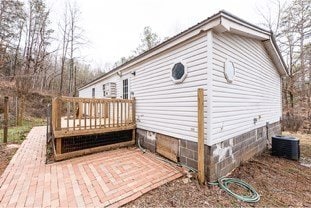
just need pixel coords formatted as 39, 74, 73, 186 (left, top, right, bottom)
46, 0, 279, 69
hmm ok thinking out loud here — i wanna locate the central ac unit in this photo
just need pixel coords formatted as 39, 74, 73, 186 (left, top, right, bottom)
104, 82, 116, 98
272, 136, 300, 161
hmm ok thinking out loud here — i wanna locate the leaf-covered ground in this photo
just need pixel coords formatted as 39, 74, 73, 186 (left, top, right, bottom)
125, 132, 311, 207
0, 144, 19, 176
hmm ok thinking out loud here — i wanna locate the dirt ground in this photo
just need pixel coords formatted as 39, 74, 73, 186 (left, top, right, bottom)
125, 132, 311, 207
0, 143, 19, 176
0, 80, 53, 119
285, 131, 311, 167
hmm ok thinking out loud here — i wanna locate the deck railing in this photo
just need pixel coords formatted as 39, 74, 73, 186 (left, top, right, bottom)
51, 96, 136, 138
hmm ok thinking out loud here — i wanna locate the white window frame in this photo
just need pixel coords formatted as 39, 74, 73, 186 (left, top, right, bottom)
170, 60, 188, 84
102, 84, 106, 97
122, 78, 130, 99
92, 88, 95, 98
224, 59, 236, 83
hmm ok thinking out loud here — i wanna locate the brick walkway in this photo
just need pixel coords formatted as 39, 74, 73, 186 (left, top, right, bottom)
0, 127, 182, 207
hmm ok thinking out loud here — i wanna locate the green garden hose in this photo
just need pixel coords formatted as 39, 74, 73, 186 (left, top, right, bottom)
209, 177, 260, 203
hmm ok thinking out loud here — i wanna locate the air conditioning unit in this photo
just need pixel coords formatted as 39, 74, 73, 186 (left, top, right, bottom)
103, 82, 116, 98
272, 136, 300, 161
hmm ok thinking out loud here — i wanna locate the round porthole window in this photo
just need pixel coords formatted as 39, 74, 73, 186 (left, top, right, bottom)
224, 59, 235, 83
171, 62, 187, 83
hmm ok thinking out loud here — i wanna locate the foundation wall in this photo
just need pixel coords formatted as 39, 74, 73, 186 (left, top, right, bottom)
136, 121, 281, 181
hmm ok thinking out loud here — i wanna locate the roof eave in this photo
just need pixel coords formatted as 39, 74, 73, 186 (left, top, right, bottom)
79, 12, 223, 91
217, 14, 288, 76
78, 10, 288, 91
263, 38, 288, 76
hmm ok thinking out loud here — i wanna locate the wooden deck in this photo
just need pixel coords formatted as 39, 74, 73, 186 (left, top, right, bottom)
51, 96, 136, 160
55, 117, 135, 138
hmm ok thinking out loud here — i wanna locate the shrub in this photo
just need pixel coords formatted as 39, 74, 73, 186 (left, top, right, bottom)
282, 114, 303, 132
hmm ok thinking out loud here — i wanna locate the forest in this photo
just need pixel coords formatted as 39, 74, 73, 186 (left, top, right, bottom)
0, 0, 106, 124
260, 0, 310, 132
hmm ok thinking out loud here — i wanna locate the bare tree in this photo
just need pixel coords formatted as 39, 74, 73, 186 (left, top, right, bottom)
292, 0, 311, 98
68, 2, 85, 97
58, 3, 70, 95
256, 0, 286, 34
58, 1, 86, 96
279, 0, 311, 108
0, 0, 25, 76
259, 0, 311, 132
14, 0, 53, 125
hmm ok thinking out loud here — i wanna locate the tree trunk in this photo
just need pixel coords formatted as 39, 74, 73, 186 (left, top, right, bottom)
300, 33, 305, 98
74, 65, 77, 97
12, 24, 24, 77
16, 95, 25, 126
59, 56, 65, 95
289, 91, 294, 113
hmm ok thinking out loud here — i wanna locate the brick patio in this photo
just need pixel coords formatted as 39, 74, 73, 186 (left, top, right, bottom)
0, 127, 182, 207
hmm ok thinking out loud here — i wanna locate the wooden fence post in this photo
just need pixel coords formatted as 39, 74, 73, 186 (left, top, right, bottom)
3, 96, 8, 143
197, 88, 205, 184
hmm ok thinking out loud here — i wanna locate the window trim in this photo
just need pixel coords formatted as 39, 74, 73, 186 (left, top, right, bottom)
102, 84, 106, 97
122, 78, 129, 99
170, 61, 187, 84
224, 59, 236, 83
92, 88, 95, 98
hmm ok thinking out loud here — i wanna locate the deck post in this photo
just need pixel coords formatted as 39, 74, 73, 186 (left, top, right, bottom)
78, 102, 83, 119
197, 88, 205, 184
132, 129, 136, 142
132, 97, 136, 125
106, 102, 109, 118
3, 96, 8, 143
56, 138, 62, 154
132, 97, 136, 143
55, 97, 61, 131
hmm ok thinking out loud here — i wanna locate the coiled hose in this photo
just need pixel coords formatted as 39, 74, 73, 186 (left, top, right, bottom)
209, 177, 260, 203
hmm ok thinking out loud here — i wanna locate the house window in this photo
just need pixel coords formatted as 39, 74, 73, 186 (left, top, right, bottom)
102, 84, 106, 97
92, 88, 95, 98
224, 59, 235, 83
123, 79, 129, 99
171, 62, 187, 83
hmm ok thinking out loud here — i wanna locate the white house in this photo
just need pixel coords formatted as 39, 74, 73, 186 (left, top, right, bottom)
78, 10, 287, 180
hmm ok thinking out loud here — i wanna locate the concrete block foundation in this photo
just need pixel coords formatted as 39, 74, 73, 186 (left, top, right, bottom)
136, 121, 281, 181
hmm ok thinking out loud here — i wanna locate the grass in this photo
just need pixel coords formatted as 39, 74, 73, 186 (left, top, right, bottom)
0, 117, 46, 144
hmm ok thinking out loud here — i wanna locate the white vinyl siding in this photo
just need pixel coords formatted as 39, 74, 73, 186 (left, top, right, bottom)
211, 32, 282, 144
79, 75, 122, 99
78, 31, 283, 146
79, 34, 208, 142
78, 88, 90, 98
131, 34, 208, 142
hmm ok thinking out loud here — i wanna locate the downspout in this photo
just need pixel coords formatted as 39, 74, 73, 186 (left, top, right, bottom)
266, 122, 271, 148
